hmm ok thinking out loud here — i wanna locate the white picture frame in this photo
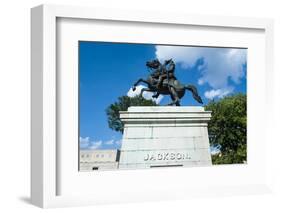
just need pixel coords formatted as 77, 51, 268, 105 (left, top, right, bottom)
31, 4, 274, 208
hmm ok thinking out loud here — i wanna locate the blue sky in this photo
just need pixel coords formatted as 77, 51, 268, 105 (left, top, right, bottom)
79, 41, 247, 150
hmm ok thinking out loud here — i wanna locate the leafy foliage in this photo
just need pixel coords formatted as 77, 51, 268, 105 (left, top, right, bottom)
106, 95, 158, 133
205, 94, 247, 164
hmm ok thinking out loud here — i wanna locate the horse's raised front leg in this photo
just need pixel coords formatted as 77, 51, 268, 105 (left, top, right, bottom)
132, 78, 150, 91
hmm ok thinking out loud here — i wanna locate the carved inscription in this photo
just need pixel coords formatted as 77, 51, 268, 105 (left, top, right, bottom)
144, 152, 191, 161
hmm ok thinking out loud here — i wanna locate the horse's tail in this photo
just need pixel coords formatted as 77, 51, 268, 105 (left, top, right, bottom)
185, 84, 203, 104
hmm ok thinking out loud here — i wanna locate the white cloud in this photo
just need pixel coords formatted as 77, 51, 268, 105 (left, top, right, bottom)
198, 78, 204, 85
103, 139, 123, 148
104, 139, 114, 145
80, 137, 122, 150
210, 145, 222, 155
204, 87, 234, 100
210, 148, 221, 155
79, 136, 90, 149
127, 85, 164, 104
80, 136, 90, 144
88, 141, 102, 150
155, 45, 246, 99
115, 140, 122, 146
79, 137, 102, 150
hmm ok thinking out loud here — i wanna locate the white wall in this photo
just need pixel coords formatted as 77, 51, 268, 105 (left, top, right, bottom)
0, 0, 280, 212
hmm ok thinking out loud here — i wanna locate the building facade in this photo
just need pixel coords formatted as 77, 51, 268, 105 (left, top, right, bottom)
80, 149, 120, 171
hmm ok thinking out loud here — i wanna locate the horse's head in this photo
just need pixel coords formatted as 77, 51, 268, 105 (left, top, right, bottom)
146, 59, 161, 69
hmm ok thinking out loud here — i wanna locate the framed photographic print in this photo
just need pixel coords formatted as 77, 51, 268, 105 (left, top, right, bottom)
31, 4, 274, 208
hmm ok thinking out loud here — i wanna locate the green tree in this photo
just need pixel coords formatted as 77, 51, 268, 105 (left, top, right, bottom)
106, 95, 158, 133
205, 94, 247, 164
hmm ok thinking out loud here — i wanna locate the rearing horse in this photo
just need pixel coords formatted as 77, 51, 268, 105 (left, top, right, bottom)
132, 59, 203, 106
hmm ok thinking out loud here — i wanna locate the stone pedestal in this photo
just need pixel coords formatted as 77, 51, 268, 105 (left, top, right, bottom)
118, 106, 212, 169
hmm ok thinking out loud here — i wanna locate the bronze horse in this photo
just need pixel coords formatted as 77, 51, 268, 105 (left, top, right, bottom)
132, 59, 203, 106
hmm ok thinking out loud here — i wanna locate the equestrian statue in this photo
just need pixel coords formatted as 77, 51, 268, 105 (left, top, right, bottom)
132, 59, 203, 106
